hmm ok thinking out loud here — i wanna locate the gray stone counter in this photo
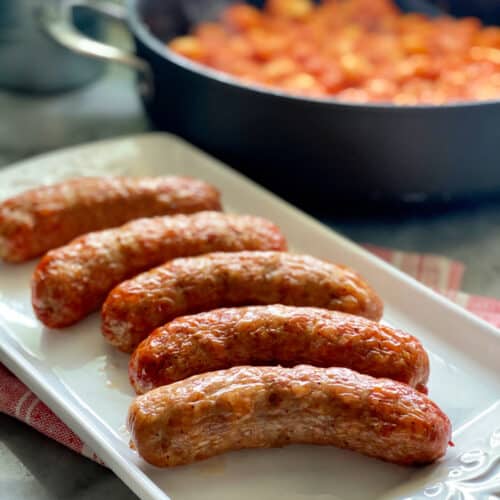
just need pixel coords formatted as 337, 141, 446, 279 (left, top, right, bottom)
331, 201, 500, 300
1, 30, 499, 500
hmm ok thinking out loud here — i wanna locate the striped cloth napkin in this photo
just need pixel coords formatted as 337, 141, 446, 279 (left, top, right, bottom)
1, 245, 499, 464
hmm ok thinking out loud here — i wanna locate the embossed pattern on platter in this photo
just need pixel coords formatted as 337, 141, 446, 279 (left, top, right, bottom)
411, 429, 500, 499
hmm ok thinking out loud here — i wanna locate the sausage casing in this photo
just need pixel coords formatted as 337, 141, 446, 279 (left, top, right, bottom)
102, 251, 383, 352
32, 212, 286, 328
129, 305, 428, 394
0, 176, 221, 262
127, 365, 451, 467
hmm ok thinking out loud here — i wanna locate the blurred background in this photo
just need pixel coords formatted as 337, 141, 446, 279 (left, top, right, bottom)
1, 1, 500, 499
1, 0, 500, 208
0, 0, 148, 166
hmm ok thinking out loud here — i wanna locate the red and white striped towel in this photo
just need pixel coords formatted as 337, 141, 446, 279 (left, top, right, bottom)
366, 245, 500, 328
1, 245, 499, 464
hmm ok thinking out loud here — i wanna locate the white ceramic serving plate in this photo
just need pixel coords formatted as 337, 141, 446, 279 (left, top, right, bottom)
1, 133, 500, 500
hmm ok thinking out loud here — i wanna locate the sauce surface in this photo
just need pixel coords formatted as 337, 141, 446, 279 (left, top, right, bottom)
168, 0, 500, 104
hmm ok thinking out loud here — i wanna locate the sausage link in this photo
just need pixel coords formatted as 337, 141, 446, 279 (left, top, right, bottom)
0, 176, 221, 262
32, 212, 286, 328
127, 365, 451, 467
129, 305, 428, 394
102, 251, 383, 352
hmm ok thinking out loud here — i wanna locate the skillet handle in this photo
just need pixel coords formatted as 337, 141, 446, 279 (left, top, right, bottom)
40, 0, 154, 99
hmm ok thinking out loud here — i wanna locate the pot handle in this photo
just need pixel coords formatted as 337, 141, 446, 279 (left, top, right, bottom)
40, 0, 154, 99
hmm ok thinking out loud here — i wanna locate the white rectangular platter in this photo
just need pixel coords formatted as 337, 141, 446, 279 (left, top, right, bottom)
1, 133, 500, 500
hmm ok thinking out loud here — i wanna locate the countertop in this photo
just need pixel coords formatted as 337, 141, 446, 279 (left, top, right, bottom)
1, 33, 500, 500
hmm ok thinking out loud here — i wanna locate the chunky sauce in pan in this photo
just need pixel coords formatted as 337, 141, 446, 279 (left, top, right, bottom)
168, 0, 500, 104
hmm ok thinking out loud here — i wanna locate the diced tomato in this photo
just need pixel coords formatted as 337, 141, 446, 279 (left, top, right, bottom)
266, 0, 314, 21
169, 36, 206, 62
168, 0, 500, 104
223, 4, 262, 32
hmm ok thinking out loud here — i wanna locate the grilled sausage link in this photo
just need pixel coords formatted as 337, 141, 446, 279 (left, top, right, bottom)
129, 305, 428, 394
32, 212, 286, 328
127, 365, 451, 467
102, 251, 383, 352
0, 176, 221, 262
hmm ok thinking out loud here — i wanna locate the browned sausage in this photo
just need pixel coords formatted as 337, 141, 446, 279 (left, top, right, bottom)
32, 212, 287, 328
0, 176, 221, 263
127, 365, 451, 467
129, 305, 428, 394
102, 251, 383, 352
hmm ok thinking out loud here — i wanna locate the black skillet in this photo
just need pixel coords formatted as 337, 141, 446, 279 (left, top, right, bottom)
43, 0, 500, 211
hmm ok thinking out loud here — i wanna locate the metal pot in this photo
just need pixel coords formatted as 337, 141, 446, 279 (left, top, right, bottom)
41, 0, 500, 208
0, 0, 105, 93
